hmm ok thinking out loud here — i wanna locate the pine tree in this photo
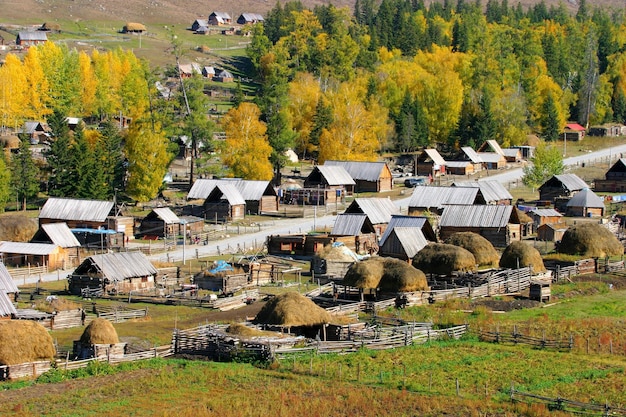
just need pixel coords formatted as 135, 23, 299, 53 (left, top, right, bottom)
0, 151, 11, 212
612, 90, 626, 124
97, 121, 125, 199
476, 91, 497, 143
541, 94, 561, 142
11, 135, 39, 210
45, 110, 74, 196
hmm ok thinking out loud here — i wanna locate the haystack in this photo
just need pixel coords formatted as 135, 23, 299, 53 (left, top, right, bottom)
343, 257, 429, 292
0, 214, 38, 242
123, 22, 146, 32
557, 223, 624, 258
499, 241, 546, 272
254, 292, 331, 327
412, 243, 477, 275
79, 318, 119, 345
445, 232, 500, 268
0, 320, 55, 365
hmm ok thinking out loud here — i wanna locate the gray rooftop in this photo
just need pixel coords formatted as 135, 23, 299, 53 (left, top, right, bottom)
314, 165, 356, 186
566, 188, 605, 209
529, 208, 562, 217
439, 205, 514, 228
0, 262, 18, 293
330, 213, 372, 236
77, 252, 157, 282
152, 207, 180, 224
460, 147, 483, 163
346, 198, 399, 224
39, 198, 114, 222
324, 160, 389, 182
40, 223, 81, 248
477, 152, 505, 163
188, 179, 275, 201
379, 215, 432, 247
408, 186, 479, 210
552, 174, 590, 192
454, 180, 513, 203
380, 227, 429, 259
0, 241, 59, 255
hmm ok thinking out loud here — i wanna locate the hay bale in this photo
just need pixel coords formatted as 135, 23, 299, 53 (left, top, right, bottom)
254, 292, 331, 327
343, 257, 385, 289
445, 232, 500, 268
123, 22, 146, 32
412, 243, 477, 275
0, 214, 38, 242
378, 258, 429, 292
557, 222, 624, 258
79, 318, 119, 345
0, 320, 55, 365
499, 241, 546, 272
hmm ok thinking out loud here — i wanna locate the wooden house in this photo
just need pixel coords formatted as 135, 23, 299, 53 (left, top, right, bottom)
477, 152, 507, 170
537, 223, 568, 242
538, 174, 589, 207
31, 223, 81, 267
415, 149, 446, 177
561, 123, 586, 141
237, 13, 265, 24
457, 147, 483, 173
378, 215, 436, 261
445, 161, 474, 176
343, 198, 399, 237
588, 124, 624, 137
178, 63, 203, 78
214, 70, 234, 83
189, 179, 278, 214
594, 158, 626, 192
21, 121, 51, 144
529, 208, 563, 228
511, 145, 535, 159
565, 188, 605, 217
202, 66, 216, 79
266, 234, 333, 258
140, 207, 181, 239
208, 12, 232, 25
323, 160, 393, 192
68, 252, 157, 296
408, 186, 483, 216
452, 180, 513, 205
502, 148, 522, 163
0, 242, 67, 270
329, 213, 377, 254
16, 31, 47, 46
39, 198, 114, 229
438, 205, 522, 247
477, 139, 505, 155
304, 165, 355, 203
202, 183, 246, 222
191, 19, 209, 32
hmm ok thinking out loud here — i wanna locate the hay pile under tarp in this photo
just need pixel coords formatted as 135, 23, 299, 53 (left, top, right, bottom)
0, 320, 55, 365
315, 243, 359, 262
412, 243, 477, 275
79, 318, 119, 345
445, 232, 500, 268
557, 223, 624, 258
254, 292, 332, 327
343, 257, 429, 292
499, 241, 546, 272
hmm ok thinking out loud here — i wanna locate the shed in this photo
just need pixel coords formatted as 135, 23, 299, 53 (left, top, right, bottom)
39, 198, 115, 229
0, 242, 67, 270
323, 160, 393, 192
529, 208, 563, 227
31, 223, 81, 248
511, 145, 535, 159
140, 207, 180, 239
378, 227, 429, 262
561, 123, 585, 141
457, 147, 483, 172
477, 152, 507, 170
538, 174, 589, 205
304, 165, 355, 202
209, 12, 232, 25
202, 66, 216, 78
502, 148, 522, 162
594, 158, 626, 192
16, 31, 47, 46
215, 70, 234, 83
237, 13, 265, 24
192, 19, 209, 32
203, 183, 246, 222
68, 252, 157, 296
330, 214, 377, 254
122, 22, 147, 33
415, 149, 446, 177
445, 161, 474, 176
452, 180, 512, 205
565, 188, 605, 217
537, 223, 567, 242
438, 205, 521, 247
344, 198, 399, 237
379, 215, 437, 244
588, 124, 623, 137
408, 186, 482, 215
189, 179, 278, 214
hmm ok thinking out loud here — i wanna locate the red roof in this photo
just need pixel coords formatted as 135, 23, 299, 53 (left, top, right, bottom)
565, 123, 586, 131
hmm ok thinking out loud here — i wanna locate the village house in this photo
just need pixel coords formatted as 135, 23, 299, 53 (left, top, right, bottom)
39, 198, 114, 229
537, 223, 568, 242
408, 186, 483, 216
208, 12, 232, 26
502, 148, 522, 163
323, 160, 393, 192
191, 19, 209, 32
529, 208, 563, 228
237, 13, 265, 24
588, 124, 625, 137
565, 188, 605, 217
21, 121, 51, 144
594, 158, 626, 193
67, 252, 157, 296
452, 180, 513, 205
329, 213, 377, 254
561, 123, 586, 142
303, 165, 355, 204
200, 183, 246, 222
477, 152, 507, 170
511, 145, 535, 159
378, 215, 436, 261
538, 174, 590, 210
178, 63, 203, 78
139, 207, 181, 239
30, 223, 81, 268
343, 198, 399, 237
455, 147, 484, 174
266, 234, 333, 258
445, 161, 475, 176
415, 149, 446, 177
16, 31, 47, 46
214, 69, 234, 82
188, 178, 279, 215
0, 242, 67, 270
438, 205, 523, 247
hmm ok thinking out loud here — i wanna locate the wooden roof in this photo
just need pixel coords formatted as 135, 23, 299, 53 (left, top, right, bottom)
408, 186, 481, 210
324, 160, 390, 182
0, 262, 18, 294
39, 198, 114, 222
539, 174, 589, 192
345, 198, 399, 224
73, 252, 157, 282
330, 213, 375, 236
439, 205, 514, 228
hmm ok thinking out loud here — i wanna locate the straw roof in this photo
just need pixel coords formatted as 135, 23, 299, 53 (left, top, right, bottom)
0, 320, 55, 365
412, 243, 477, 275
445, 232, 500, 268
557, 223, 624, 258
499, 241, 546, 272
80, 318, 119, 345
254, 292, 332, 327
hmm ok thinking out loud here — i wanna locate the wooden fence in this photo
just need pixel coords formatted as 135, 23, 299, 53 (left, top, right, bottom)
510, 386, 626, 416
477, 328, 573, 350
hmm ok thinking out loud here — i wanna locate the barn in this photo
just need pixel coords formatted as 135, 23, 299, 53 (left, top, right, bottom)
415, 149, 446, 177
16, 31, 47, 46
68, 252, 157, 296
304, 165, 355, 203
343, 198, 399, 237
594, 158, 626, 193
202, 183, 246, 222
140, 208, 181, 239
539, 174, 590, 208
330, 214, 377, 255
323, 160, 393, 192
537, 223, 568, 242
565, 188, 605, 217
452, 180, 513, 205
38, 198, 115, 229
438, 205, 522, 247
0, 242, 67, 270
189, 179, 278, 215
408, 186, 482, 216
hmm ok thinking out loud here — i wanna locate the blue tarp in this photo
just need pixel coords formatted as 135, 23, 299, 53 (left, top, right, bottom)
208, 260, 234, 274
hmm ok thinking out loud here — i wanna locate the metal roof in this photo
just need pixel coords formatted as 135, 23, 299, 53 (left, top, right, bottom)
460, 147, 483, 163
324, 160, 389, 182
239, 13, 265, 21
380, 227, 429, 259
530, 208, 562, 217
552, 174, 590, 192
446, 161, 472, 168
454, 180, 513, 203
424, 149, 447, 166
379, 215, 433, 246
0, 291, 17, 317
502, 148, 521, 158
40, 223, 81, 248
345, 198, 399, 224
18, 31, 48, 41
210, 183, 245, 205
477, 152, 505, 163
0, 262, 18, 293
0, 241, 59, 255
566, 188, 605, 208
314, 165, 356, 186
188, 179, 219, 199
39, 198, 114, 222
210, 11, 232, 19
439, 205, 514, 228
152, 207, 180, 224
76, 252, 157, 282
408, 186, 479, 210
188, 179, 275, 201
484, 140, 505, 155
330, 214, 373, 236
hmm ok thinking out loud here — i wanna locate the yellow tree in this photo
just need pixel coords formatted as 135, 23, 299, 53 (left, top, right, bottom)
287, 72, 321, 157
22, 46, 51, 120
0, 54, 27, 129
318, 78, 391, 163
221, 103, 274, 180
78, 51, 97, 116
125, 118, 172, 202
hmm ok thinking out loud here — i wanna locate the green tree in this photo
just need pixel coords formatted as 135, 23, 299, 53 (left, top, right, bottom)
0, 152, 11, 212
541, 93, 561, 142
45, 109, 74, 196
71, 123, 96, 199
522, 142, 564, 189
96, 121, 126, 199
11, 136, 39, 210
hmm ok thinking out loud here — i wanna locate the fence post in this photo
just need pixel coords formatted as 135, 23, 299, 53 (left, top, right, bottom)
456, 378, 460, 396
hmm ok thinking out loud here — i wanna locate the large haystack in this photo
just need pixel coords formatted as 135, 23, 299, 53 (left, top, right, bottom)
557, 223, 624, 258
254, 292, 331, 327
412, 243, 477, 275
0, 320, 55, 365
79, 318, 119, 345
499, 241, 546, 272
445, 232, 500, 267
0, 214, 38, 242
343, 257, 428, 292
